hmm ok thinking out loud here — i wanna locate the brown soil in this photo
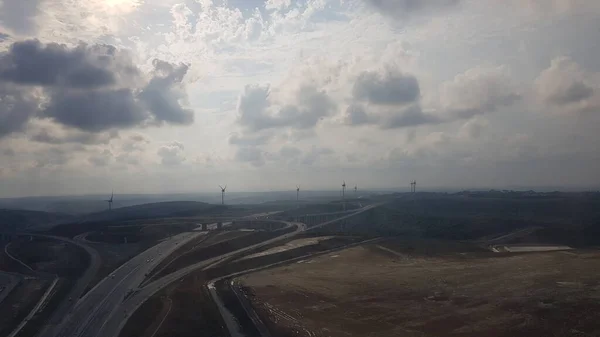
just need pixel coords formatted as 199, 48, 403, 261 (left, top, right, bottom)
241, 242, 600, 337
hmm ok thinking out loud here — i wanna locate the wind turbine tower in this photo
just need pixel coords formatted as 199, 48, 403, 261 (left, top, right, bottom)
354, 185, 357, 196
219, 185, 227, 205
106, 191, 114, 210
342, 180, 346, 211
296, 185, 300, 201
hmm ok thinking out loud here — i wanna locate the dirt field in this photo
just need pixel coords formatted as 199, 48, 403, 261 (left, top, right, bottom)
241, 241, 600, 337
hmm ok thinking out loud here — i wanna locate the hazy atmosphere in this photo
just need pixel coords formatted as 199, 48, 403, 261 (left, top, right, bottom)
1, 0, 600, 197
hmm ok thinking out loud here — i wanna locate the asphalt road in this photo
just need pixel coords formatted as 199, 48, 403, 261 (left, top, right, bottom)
34, 234, 102, 337
104, 203, 383, 337
49, 231, 203, 337
45, 203, 382, 337
100, 221, 306, 337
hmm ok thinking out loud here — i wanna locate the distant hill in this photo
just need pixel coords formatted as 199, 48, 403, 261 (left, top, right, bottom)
0, 209, 73, 232
80, 201, 227, 222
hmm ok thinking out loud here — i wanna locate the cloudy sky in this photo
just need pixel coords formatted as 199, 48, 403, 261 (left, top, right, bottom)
0, 0, 599, 197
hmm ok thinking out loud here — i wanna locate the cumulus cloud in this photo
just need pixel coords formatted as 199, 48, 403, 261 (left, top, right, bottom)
353, 69, 421, 105
44, 89, 148, 132
345, 67, 440, 129
0, 40, 139, 88
382, 104, 440, 128
0, 39, 194, 137
440, 65, 520, 119
138, 60, 194, 125
157, 141, 186, 166
237, 84, 336, 132
534, 57, 600, 114
0, 82, 40, 138
122, 133, 150, 152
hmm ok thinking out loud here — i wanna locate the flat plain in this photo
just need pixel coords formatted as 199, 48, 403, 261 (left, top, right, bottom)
241, 239, 600, 337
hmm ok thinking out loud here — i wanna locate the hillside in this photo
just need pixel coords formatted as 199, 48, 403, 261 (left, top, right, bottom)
0, 209, 73, 232
81, 201, 227, 222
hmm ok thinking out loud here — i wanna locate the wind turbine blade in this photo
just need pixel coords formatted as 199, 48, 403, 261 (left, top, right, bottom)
218, 185, 223, 190
224, 185, 227, 191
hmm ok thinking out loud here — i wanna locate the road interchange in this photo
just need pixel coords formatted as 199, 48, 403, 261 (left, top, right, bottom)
42, 203, 382, 337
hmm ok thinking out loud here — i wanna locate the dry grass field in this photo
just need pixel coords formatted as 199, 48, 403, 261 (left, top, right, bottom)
241, 240, 600, 337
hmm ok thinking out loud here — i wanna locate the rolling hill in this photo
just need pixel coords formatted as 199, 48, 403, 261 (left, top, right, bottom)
0, 209, 73, 232
80, 201, 228, 222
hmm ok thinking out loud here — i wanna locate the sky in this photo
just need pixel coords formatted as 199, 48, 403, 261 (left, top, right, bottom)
0, 0, 599, 197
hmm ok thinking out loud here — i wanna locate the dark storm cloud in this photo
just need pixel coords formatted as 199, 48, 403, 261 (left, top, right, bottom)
353, 69, 420, 105
138, 60, 194, 125
44, 89, 148, 132
0, 39, 195, 135
364, 0, 460, 18
0, 0, 42, 35
0, 83, 39, 138
237, 84, 336, 131
0, 39, 138, 88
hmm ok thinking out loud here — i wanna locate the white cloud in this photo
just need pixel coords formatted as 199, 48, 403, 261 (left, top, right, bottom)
534, 57, 600, 114
157, 141, 186, 166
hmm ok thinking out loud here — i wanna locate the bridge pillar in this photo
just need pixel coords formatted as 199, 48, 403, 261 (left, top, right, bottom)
217, 222, 223, 230
202, 223, 208, 231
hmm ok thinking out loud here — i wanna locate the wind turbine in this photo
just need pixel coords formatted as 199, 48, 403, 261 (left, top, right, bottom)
296, 185, 300, 202
106, 190, 114, 210
342, 181, 346, 211
354, 185, 357, 196
219, 185, 227, 205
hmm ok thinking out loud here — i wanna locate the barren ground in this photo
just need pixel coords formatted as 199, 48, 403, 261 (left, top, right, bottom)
241, 240, 600, 337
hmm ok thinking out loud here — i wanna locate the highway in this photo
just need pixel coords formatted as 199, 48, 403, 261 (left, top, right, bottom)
35, 234, 101, 337
48, 231, 203, 337
103, 203, 381, 337
45, 202, 381, 337
100, 221, 306, 337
